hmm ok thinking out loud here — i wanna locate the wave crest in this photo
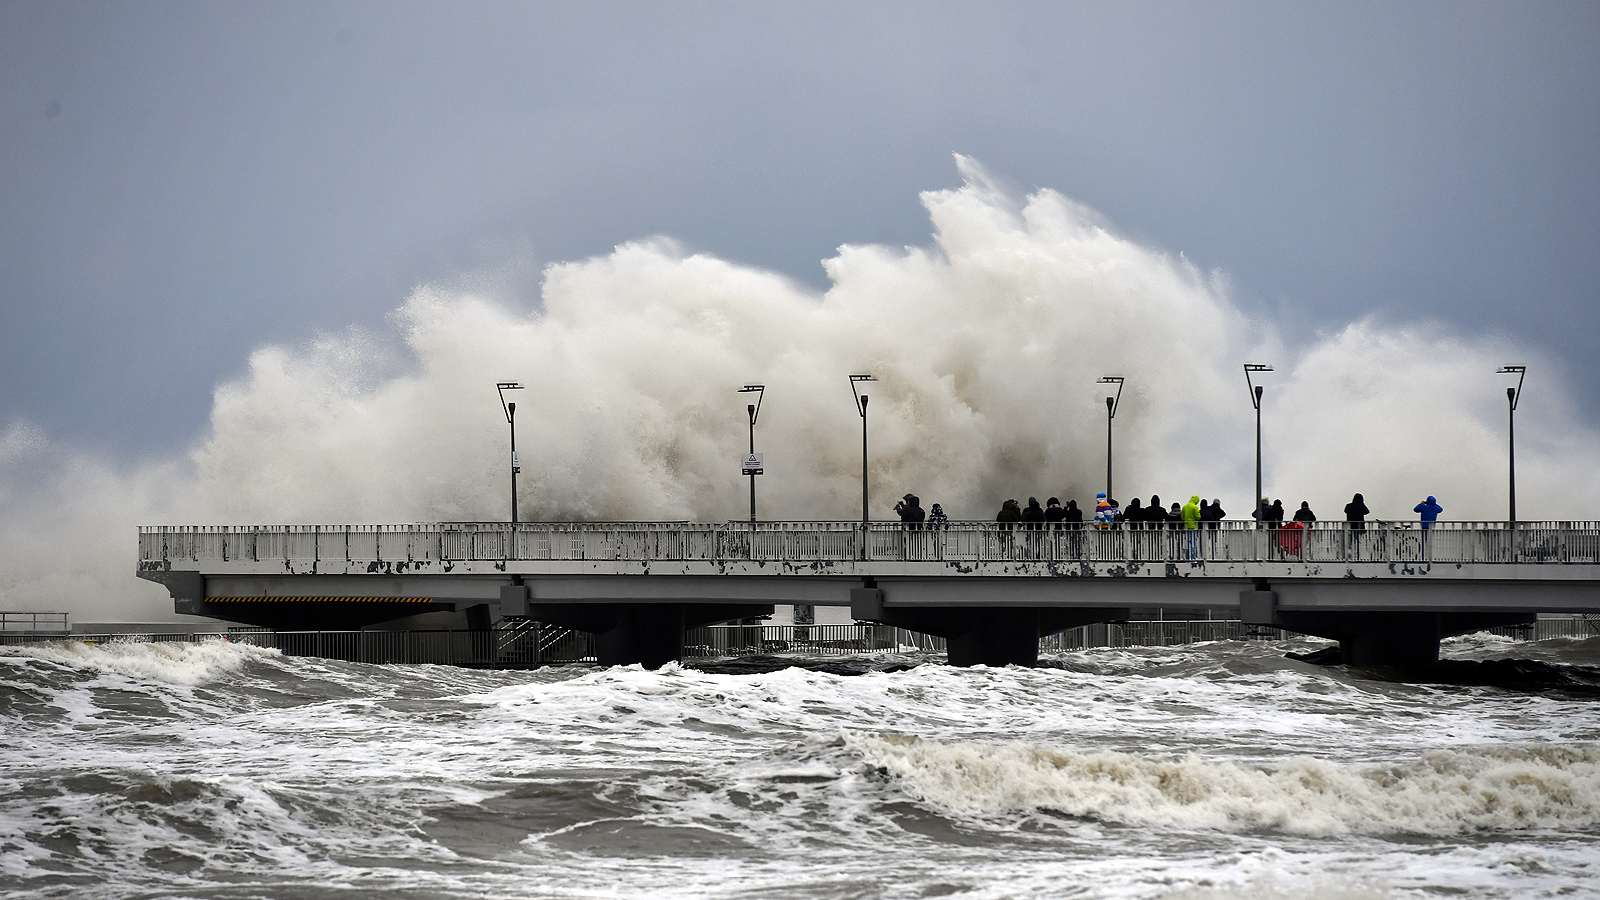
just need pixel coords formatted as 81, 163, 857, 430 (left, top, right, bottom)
846, 732, 1600, 836
0, 639, 277, 684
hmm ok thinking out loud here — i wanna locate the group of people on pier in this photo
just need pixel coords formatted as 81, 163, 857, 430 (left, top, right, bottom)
892, 491, 1447, 530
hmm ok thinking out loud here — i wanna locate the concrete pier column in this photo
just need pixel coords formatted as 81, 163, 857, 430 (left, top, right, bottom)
946, 609, 1041, 667
1339, 612, 1441, 668
595, 605, 686, 669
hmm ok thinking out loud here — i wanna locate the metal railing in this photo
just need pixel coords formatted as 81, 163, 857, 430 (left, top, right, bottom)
0, 612, 70, 634
684, 624, 947, 657
5, 617, 1597, 666
140, 520, 1600, 567
1046, 620, 1299, 649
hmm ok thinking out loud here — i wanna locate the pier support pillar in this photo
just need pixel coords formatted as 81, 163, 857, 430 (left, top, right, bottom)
1245, 587, 1535, 670
946, 609, 1045, 667
1338, 612, 1441, 668
595, 605, 685, 669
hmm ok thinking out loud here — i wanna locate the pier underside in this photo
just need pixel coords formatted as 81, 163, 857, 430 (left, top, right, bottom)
1240, 589, 1538, 668
516, 601, 773, 668
847, 588, 1131, 666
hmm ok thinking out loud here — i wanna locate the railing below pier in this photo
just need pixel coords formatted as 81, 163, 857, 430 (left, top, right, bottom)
140, 520, 1600, 567
8, 617, 1595, 667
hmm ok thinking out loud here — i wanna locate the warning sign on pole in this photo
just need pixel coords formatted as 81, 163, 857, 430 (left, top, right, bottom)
741, 453, 764, 476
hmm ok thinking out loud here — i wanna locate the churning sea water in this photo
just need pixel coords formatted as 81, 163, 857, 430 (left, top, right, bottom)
3, 634, 1599, 899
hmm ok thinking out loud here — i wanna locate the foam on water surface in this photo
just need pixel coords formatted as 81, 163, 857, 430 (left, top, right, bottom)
0, 638, 277, 685
845, 732, 1600, 836
3, 638, 1600, 899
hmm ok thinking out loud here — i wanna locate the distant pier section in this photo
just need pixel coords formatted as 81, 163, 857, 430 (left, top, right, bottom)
139, 521, 1600, 668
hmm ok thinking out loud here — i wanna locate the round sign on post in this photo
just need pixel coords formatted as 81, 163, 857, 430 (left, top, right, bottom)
741, 453, 764, 476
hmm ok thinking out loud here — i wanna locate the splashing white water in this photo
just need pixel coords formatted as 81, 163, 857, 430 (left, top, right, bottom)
3, 156, 1599, 619
846, 731, 1600, 837
0, 639, 276, 684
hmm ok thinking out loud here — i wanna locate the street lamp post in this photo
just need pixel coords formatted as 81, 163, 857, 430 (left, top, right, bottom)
849, 375, 876, 524
1243, 364, 1273, 527
737, 384, 765, 522
1498, 366, 1526, 527
1098, 376, 1124, 499
497, 382, 525, 525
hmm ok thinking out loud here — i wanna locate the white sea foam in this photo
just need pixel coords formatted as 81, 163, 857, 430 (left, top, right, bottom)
0, 638, 276, 685
845, 732, 1600, 836
1162, 880, 1395, 900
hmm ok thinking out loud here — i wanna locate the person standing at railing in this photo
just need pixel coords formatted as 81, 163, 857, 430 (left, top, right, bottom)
926, 502, 949, 561
1063, 499, 1084, 528
1182, 495, 1202, 558
1044, 497, 1066, 528
1123, 497, 1145, 527
1022, 497, 1046, 530
1294, 502, 1317, 524
996, 499, 1021, 556
1414, 496, 1443, 529
997, 499, 1021, 527
1021, 497, 1045, 558
1093, 493, 1115, 528
1204, 499, 1225, 528
1344, 492, 1370, 558
1062, 498, 1085, 557
895, 494, 926, 531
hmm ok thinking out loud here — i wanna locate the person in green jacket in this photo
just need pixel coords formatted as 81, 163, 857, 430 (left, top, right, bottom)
1181, 495, 1202, 558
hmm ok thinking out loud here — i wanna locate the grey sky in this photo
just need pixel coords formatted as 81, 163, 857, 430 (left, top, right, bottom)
3, 1, 1597, 457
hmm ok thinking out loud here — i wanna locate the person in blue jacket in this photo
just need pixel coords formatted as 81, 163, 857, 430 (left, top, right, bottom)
1414, 496, 1443, 529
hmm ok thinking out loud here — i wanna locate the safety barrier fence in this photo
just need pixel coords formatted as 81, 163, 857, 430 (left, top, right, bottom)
684, 624, 947, 656
139, 520, 1600, 567
4, 617, 1594, 665
0, 611, 69, 634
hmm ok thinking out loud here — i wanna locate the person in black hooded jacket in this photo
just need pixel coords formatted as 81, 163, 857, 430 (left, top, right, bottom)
1022, 497, 1046, 530
895, 493, 926, 531
1123, 497, 1144, 526
1044, 497, 1066, 528
1063, 499, 1084, 528
1344, 493, 1369, 530
1344, 492, 1370, 555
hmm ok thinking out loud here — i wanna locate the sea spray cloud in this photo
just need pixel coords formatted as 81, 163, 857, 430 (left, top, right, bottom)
2, 156, 1598, 620
0, 421, 192, 621
195, 157, 1252, 523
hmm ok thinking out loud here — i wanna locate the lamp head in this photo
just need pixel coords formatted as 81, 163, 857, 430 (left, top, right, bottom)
496, 381, 525, 423
849, 374, 876, 415
1498, 365, 1526, 409
1098, 375, 1124, 416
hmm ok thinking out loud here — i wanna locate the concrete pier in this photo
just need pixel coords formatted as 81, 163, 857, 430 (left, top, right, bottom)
139, 520, 1600, 668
